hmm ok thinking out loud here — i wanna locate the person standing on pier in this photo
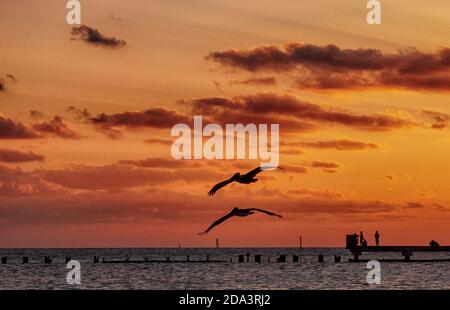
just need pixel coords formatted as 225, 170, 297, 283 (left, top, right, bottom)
359, 231, 364, 246
375, 231, 380, 246
353, 233, 359, 246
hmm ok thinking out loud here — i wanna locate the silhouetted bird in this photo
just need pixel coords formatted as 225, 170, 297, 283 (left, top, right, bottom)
208, 166, 275, 196
199, 207, 282, 235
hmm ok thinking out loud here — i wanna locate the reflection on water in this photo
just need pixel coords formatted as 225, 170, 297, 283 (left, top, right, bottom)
0, 248, 449, 289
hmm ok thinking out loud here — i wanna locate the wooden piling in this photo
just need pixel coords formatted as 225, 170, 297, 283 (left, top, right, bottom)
277, 255, 286, 262
1, 257, 7, 264
293, 255, 299, 263
22, 256, 28, 264
238, 255, 244, 263
402, 250, 413, 262
44, 256, 52, 264
318, 254, 324, 262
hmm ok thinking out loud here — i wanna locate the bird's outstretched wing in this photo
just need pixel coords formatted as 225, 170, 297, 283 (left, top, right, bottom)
248, 208, 282, 218
242, 167, 263, 178
198, 211, 235, 235
208, 177, 235, 196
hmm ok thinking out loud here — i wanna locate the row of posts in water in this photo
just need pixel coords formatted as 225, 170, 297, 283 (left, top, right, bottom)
232, 254, 340, 263
1, 254, 342, 264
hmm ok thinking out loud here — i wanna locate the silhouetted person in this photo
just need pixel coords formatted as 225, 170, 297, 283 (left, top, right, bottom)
375, 231, 380, 246
429, 240, 440, 248
359, 231, 364, 246
353, 233, 359, 246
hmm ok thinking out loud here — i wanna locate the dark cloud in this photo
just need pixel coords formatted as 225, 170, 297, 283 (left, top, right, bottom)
41, 163, 224, 191
184, 93, 416, 131
118, 157, 204, 169
406, 202, 426, 209
90, 108, 190, 128
287, 188, 343, 199
71, 25, 127, 48
33, 116, 82, 139
432, 203, 450, 212
75, 92, 416, 138
144, 138, 173, 145
0, 192, 198, 225
322, 169, 337, 174
0, 115, 40, 139
0, 165, 54, 197
279, 164, 308, 174
229, 76, 277, 86
282, 199, 396, 215
280, 147, 304, 155
311, 161, 341, 169
1, 165, 446, 229
422, 110, 450, 129
66, 106, 92, 120
207, 43, 450, 91
85, 108, 191, 138
42, 164, 175, 191
0, 181, 397, 226
0, 148, 45, 163
284, 139, 379, 150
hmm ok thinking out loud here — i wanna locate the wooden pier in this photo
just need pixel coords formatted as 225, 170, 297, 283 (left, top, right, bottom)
349, 246, 450, 262
346, 235, 450, 262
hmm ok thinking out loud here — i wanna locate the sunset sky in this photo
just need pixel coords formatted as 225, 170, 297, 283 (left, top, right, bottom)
1, 0, 449, 247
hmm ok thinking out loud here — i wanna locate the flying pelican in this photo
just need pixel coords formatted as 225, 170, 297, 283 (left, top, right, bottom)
208, 166, 276, 196
198, 207, 282, 235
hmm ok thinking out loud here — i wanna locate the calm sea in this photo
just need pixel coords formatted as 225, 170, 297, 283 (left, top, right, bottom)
0, 248, 449, 289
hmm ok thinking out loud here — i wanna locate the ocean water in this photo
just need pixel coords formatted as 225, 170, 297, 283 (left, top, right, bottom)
0, 248, 449, 289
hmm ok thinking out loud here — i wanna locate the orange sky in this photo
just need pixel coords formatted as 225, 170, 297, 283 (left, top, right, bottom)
0, 0, 449, 247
